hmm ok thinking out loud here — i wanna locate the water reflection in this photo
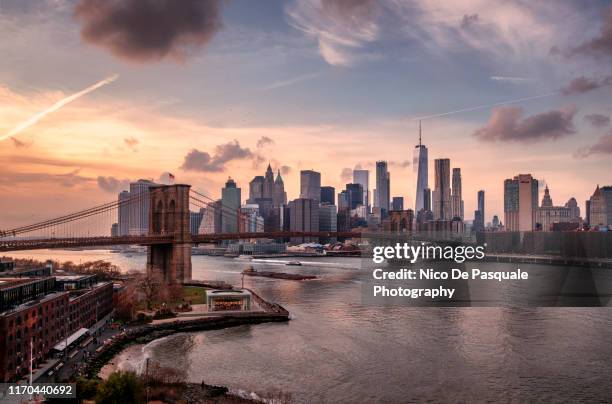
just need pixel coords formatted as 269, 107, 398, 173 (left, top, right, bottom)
10, 250, 612, 402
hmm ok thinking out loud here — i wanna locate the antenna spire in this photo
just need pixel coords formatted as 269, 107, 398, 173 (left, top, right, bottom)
419, 120, 422, 146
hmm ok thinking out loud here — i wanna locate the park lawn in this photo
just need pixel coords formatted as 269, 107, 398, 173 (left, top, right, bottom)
183, 286, 206, 305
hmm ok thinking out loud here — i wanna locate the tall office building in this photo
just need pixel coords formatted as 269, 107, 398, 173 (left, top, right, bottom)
451, 168, 464, 219
128, 179, 155, 235
432, 159, 452, 220
190, 210, 204, 235
473, 190, 485, 232
338, 191, 349, 210
504, 174, 538, 231
375, 161, 390, 216
319, 204, 338, 243
248, 176, 264, 203
345, 183, 364, 210
392, 197, 404, 211
588, 185, 612, 227
221, 177, 241, 233
478, 190, 485, 221
300, 170, 321, 202
289, 198, 319, 243
321, 186, 335, 205
423, 188, 431, 211
263, 164, 275, 200
118, 190, 130, 236
353, 169, 370, 210
273, 170, 287, 207
413, 121, 428, 212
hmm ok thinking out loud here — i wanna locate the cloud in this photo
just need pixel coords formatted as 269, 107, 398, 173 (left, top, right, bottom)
389, 160, 411, 168
584, 114, 611, 128
123, 136, 139, 151
473, 106, 577, 143
180, 140, 259, 172
97, 176, 129, 192
74, 0, 223, 63
575, 132, 612, 158
570, 6, 612, 59
256, 136, 274, 148
0, 169, 93, 188
460, 14, 479, 30
10, 137, 29, 148
561, 76, 612, 95
340, 167, 352, 183
286, 0, 380, 66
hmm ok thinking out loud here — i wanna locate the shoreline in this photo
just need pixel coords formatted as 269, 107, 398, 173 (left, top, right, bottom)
84, 287, 289, 379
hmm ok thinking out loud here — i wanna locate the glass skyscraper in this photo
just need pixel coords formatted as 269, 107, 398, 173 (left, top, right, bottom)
413, 122, 428, 212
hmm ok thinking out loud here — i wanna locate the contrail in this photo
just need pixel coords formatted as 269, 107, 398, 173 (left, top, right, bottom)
1, 74, 119, 142
409, 91, 559, 121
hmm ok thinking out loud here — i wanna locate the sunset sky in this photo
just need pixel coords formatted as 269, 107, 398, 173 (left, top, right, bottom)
1, 0, 611, 229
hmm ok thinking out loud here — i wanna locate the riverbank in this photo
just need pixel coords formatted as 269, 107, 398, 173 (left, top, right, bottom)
84, 286, 289, 379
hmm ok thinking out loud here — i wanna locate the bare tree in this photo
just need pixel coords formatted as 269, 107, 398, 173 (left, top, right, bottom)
136, 267, 165, 310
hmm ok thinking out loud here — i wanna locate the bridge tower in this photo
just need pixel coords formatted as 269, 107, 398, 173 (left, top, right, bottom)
147, 184, 192, 283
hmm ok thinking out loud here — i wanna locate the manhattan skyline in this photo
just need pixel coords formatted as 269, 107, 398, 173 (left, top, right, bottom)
1, 0, 611, 228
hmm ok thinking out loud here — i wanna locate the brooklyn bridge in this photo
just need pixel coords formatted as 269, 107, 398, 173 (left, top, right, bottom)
0, 184, 360, 283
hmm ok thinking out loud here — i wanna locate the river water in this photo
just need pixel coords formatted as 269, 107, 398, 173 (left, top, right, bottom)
10, 249, 612, 402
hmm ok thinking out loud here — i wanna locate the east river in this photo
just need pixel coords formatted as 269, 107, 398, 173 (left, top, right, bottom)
9, 249, 612, 402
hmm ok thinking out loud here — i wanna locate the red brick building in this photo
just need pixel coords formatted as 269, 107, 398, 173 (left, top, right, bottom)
0, 291, 69, 382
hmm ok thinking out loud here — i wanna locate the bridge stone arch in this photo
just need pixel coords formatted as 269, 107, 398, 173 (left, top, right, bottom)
147, 184, 191, 283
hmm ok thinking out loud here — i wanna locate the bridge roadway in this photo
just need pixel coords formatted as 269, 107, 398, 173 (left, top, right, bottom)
0, 231, 361, 252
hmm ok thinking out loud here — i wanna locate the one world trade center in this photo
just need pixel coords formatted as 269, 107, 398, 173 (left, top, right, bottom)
413, 121, 428, 212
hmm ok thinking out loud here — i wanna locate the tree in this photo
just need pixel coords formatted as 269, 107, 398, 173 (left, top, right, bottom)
95, 371, 144, 404
136, 267, 165, 310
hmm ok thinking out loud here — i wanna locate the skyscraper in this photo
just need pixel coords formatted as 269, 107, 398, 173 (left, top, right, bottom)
375, 161, 390, 216
129, 179, 155, 235
432, 159, 452, 220
588, 185, 612, 227
451, 168, 464, 219
248, 176, 264, 203
289, 198, 319, 243
392, 197, 404, 211
504, 174, 538, 231
319, 204, 337, 243
263, 164, 275, 199
190, 210, 204, 235
118, 190, 130, 236
345, 183, 364, 210
273, 170, 287, 207
320, 186, 335, 205
300, 170, 321, 202
423, 188, 431, 211
478, 190, 485, 221
413, 121, 428, 212
473, 190, 485, 232
353, 169, 369, 210
221, 177, 241, 233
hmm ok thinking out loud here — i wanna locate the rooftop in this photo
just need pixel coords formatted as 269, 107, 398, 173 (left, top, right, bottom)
0, 277, 45, 291
208, 289, 251, 297
55, 274, 96, 281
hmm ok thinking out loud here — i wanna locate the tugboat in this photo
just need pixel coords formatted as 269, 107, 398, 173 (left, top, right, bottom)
286, 261, 302, 266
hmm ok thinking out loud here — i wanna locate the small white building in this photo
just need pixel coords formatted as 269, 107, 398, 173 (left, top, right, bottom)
206, 289, 251, 312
